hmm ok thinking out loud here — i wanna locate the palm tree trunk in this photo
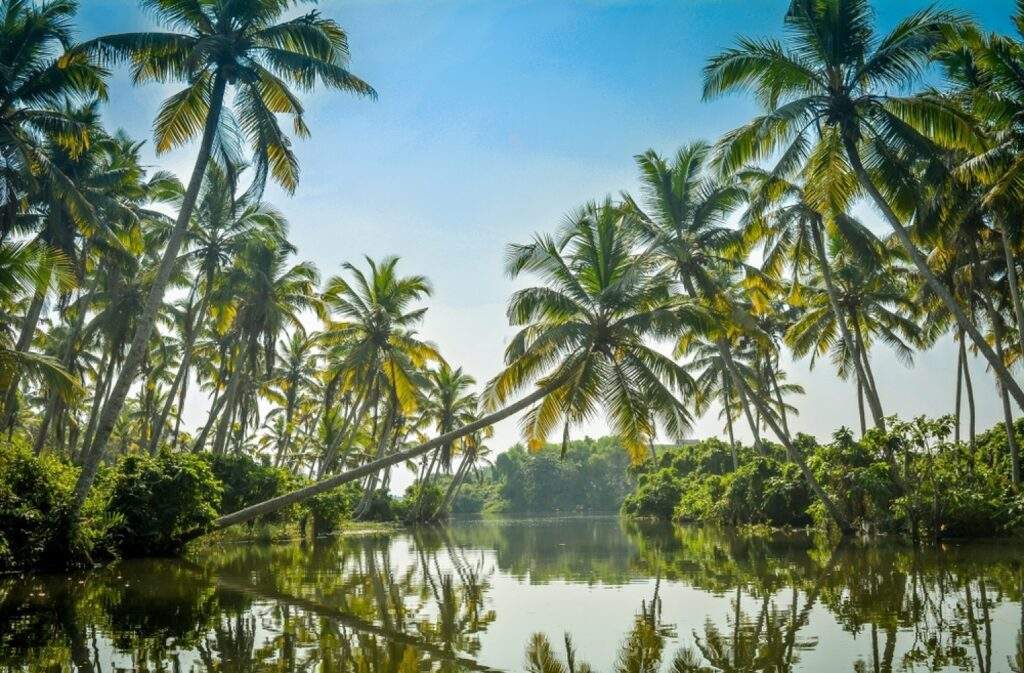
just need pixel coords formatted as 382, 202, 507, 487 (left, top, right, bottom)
212, 360, 246, 456
963, 334, 977, 450
206, 375, 569, 533
191, 382, 229, 452
955, 331, 964, 445
768, 360, 790, 438
72, 71, 229, 514
812, 221, 885, 430
720, 345, 854, 533
438, 454, 471, 517
77, 348, 113, 462
850, 311, 885, 422
857, 380, 867, 436
999, 218, 1024, 360
844, 136, 1024, 411
150, 282, 208, 453
719, 341, 763, 451
722, 370, 739, 470
318, 384, 373, 478
274, 393, 297, 467
995, 331, 1021, 488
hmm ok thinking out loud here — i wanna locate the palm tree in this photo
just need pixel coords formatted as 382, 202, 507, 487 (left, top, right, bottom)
411, 363, 478, 520
203, 235, 320, 455
266, 328, 318, 467
208, 200, 709, 532
317, 256, 440, 478
785, 250, 922, 425
742, 167, 887, 430
72, 0, 375, 511
702, 0, 1024, 410
147, 162, 285, 452
0, 0, 106, 239
0, 240, 78, 406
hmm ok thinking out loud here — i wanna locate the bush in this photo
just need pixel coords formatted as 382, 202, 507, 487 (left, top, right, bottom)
401, 482, 445, 523
621, 468, 683, 519
105, 451, 222, 556
723, 457, 812, 527
205, 453, 301, 525
0, 440, 95, 569
306, 482, 362, 535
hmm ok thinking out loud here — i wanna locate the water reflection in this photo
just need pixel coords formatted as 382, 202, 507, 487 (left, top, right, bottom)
0, 519, 1021, 672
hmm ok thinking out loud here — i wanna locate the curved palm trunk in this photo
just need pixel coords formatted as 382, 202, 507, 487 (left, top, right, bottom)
720, 346, 854, 533
72, 72, 228, 513
812, 221, 885, 430
274, 391, 297, 467
206, 376, 568, 533
844, 137, 1024, 411
77, 348, 114, 462
994, 328, 1021, 487
719, 341, 763, 451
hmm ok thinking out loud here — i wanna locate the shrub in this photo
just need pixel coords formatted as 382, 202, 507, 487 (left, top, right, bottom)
621, 468, 683, 519
105, 451, 222, 556
205, 453, 301, 525
306, 482, 362, 535
0, 440, 94, 569
401, 482, 445, 523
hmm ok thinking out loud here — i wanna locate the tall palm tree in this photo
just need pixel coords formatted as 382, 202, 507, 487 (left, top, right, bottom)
317, 256, 440, 478
72, 0, 375, 511
0, 0, 106, 238
743, 167, 887, 429
266, 328, 318, 467
204, 235, 320, 455
147, 162, 285, 452
702, 0, 1024, 409
209, 200, 709, 531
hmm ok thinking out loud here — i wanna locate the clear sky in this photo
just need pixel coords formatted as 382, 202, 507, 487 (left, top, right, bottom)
76, 0, 1018, 488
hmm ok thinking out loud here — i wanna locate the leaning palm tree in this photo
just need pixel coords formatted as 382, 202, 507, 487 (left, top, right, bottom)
71, 0, 375, 511
702, 0, 1024, 409
209, 200, 709, 532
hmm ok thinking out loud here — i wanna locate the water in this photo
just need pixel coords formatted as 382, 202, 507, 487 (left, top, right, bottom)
1, 517, 1022, 672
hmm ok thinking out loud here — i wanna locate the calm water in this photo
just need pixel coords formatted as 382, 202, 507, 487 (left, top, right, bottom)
1, 517, 1023, 672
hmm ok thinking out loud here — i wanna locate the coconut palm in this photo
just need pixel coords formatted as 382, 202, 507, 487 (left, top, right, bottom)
147, 162, 285, 452
742, 167, 887, 429
203, 235, 320, 455
785, 250, 922, 425
702, 0, 1024, 410
317, 256, 440, 478
0, 0, 106, 238
72, 0, 375, 511
265, 328, 319, 467
210, 200, 709, 530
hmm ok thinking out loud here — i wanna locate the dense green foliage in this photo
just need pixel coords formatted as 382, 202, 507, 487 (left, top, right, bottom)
624, 418, 1024, 539
0, 441, 94, 569
448, 437, 637, 515
105, 452, 223, 556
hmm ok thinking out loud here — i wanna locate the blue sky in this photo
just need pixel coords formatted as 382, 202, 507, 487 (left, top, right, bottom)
75, 0, 1017, 474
